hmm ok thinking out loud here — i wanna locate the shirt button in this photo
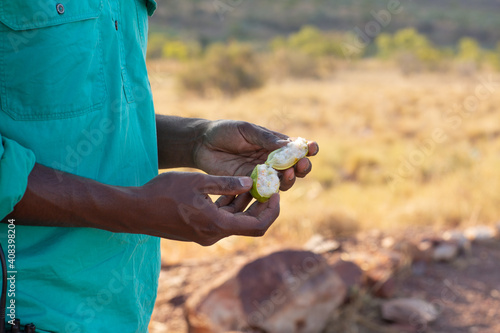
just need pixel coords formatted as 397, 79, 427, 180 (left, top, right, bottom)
56, 3, 65, 15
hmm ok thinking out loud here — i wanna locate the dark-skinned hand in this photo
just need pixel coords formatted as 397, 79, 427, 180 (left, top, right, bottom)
193, 120, 319, 191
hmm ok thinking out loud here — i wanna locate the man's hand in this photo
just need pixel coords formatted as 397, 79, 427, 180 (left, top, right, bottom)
7, 164, 279, 246
156, 116, 319, 191
8, 118, 317, 245
193, 120, 319, 191
129, 172, 279, 246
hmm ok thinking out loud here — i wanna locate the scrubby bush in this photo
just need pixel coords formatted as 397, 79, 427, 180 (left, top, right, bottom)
314, 209, 360, 238
456, 37, 482, 64
343, 150, 385, 184
456, 37, 482, 75
147, 33, 169, 59
268, 25, 341, 79
271, 25, 345, 58
495, 42, 500, 69
146, 33, 200, 60
162, 40, 201, 61
484, 43, 500, 71
267, 49, 322, 80
176, 42, 265, 97
375, 28, 448, 75
375, 33, 393, 60
288, 26, 344, 58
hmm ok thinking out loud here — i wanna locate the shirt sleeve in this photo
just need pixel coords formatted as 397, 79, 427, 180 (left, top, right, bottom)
0, 133, 36, 220
146, 0, 157, 16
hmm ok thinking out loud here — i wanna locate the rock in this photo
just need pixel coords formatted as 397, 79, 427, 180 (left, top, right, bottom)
432, 242, 459, 262
365, 268, 396, 299
186, 273, 245, 333
411, 260, 427, 276
464, 226, 496, 242
342, 250, 401, 299
385, 323, 423, 333
330, 259, 363, 303
330, 259, 363, 291
304, 234, 340, 254
345, 250, 403, 273
381, 298, 438, 326
185, 250, 346, 333
342, 251, 373, 271
381, 236, 395, 249
417, 239, 434, 252
169, 294, 187, 307
416, 239, 435, 262
343, 250, 402, 298
443, 230, 471, 254
393, 240, 431, 263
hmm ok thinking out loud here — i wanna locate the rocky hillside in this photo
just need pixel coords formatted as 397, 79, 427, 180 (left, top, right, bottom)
150, 224, 500, 332
151, 0, 500, 47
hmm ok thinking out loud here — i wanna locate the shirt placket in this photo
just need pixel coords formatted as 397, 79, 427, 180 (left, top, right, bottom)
110, 0, 135, 104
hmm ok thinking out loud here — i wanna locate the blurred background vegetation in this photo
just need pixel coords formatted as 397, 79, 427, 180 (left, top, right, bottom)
148, 0, 500, 261
147, 0, 500, 96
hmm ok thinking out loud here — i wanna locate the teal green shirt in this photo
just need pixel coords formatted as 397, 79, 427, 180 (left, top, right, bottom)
0, 0, 160, 331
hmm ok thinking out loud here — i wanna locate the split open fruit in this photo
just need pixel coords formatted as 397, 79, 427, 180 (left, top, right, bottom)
250, 137, 309, 202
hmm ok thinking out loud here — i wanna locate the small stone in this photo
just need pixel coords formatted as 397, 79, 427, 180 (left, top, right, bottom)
464, 226, 496, 242
381, 298, 438, 325
432, 242, 459, 262
348, 250, 403, 272
443, 230, 471, 254
381, 236, 395, 249
415, 240, 434, 262
304, 234, 340, 254
417, 239, 434, 252
365, 268, 396, 299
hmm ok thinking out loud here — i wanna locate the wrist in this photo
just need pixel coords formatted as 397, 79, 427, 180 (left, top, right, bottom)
156, 115, 211, 169
91, 185, 142, 234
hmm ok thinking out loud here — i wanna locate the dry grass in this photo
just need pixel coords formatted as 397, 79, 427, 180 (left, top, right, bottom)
148, 60, 500, 263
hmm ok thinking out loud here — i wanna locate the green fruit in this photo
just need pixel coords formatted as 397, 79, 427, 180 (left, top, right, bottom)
265, 137, 308, 170
250, 137, 309, 202
250, 164, 280, 202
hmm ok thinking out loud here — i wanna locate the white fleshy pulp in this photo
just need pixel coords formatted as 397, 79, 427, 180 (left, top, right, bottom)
268, 137, 308, 168
255, 164, 280, 197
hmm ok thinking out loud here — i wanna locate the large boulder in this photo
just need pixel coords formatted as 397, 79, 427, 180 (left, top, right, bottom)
185, 250, 346, 333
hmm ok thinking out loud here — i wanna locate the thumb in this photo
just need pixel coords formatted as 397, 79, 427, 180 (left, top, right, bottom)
239, 122, 289, 152
199, 174, 253, 195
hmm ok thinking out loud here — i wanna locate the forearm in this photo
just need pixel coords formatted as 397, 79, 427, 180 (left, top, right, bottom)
156, 115, 210, 169
3, 163, 280, 246
4, 163, 135, 233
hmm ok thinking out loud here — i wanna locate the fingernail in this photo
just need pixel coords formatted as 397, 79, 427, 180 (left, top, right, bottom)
277, 139, 290, 145
239, 177, 253, 188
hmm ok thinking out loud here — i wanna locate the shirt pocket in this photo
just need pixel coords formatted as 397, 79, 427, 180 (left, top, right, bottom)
0, 0, 107, 121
